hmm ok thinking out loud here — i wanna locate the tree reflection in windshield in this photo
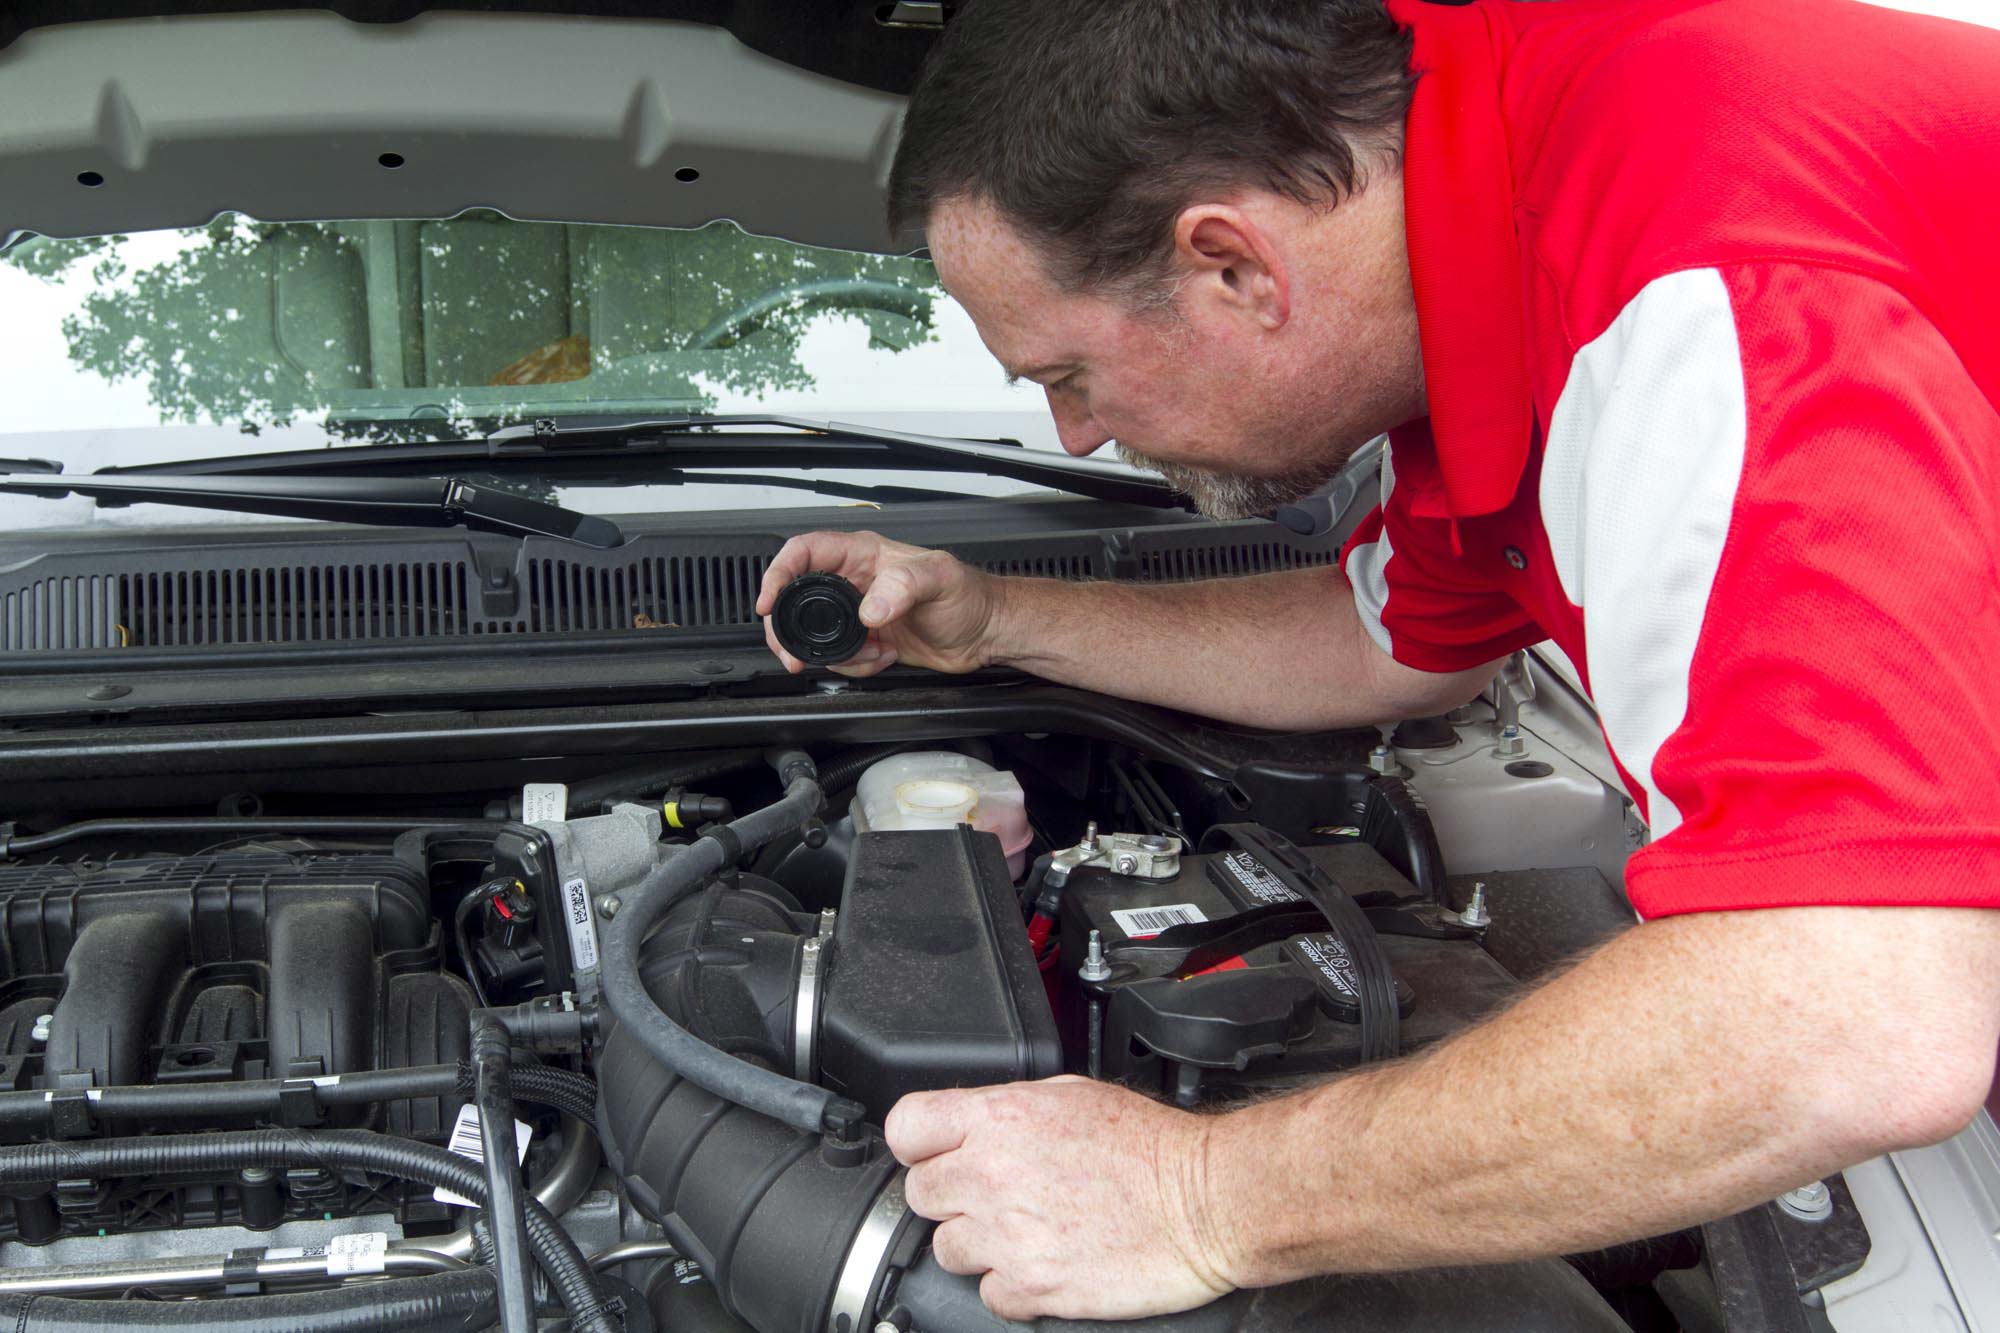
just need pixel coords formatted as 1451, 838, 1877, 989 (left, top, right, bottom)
5, 213, 941, 440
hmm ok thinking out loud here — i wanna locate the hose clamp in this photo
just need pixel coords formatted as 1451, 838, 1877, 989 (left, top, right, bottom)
827, 1170, 908, 1333
793, 935, 826, 1083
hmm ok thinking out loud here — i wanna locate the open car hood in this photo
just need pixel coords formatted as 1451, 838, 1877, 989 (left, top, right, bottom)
0, 2, 944, 254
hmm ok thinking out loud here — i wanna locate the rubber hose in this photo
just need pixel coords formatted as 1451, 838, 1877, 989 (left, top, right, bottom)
747, 741, 916, 876
0, 1130, 617, 1333
0, 1267, 497, 1332
564, 749, 765, 815
471, 1017, 536, 1332
599, 758, 861, 1137
812, 741, 922, 796
462, 1062, 600, 1124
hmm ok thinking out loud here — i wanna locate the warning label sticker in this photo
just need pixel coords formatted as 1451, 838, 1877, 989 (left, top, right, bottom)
1288, 932, 1358, 997
1109, 902, 1208, 939
521, 782, 568, 825
1215, 851, 1303, 907
1283, 934, 1412, 1021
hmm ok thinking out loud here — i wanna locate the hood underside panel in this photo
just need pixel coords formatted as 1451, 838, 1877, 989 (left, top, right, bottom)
0, 0, 939, 92
0, 6, 934, 252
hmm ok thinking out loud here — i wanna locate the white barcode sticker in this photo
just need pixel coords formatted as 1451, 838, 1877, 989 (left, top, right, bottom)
522, 782, 569, 825
263, 1232, 392, 1273
1109, 902, 1208, 939
433, 1104, 534, 1207
325, 1230, 390, 1275
562, 874, 599, 973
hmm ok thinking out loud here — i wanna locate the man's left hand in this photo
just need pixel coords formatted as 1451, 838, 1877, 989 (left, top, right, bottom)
884, 1076, 1238, 1321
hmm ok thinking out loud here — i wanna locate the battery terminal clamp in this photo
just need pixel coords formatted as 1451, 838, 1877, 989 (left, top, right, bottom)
1044, 822, 1183, 891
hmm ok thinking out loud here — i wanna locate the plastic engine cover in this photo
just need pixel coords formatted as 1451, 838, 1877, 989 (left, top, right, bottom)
818, 826, 1061, 1119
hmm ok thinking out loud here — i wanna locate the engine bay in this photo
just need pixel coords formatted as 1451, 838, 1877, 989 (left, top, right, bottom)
0, 715, 1760, 1331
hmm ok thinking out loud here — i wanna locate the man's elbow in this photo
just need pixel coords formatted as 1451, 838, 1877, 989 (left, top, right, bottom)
1696, 905, 2000, 1161
1793, 1009, 1996, 1158
1364, 658, 1502, 726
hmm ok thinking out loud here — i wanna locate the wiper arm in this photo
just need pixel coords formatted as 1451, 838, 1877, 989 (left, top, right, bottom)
0, 472, 624, 548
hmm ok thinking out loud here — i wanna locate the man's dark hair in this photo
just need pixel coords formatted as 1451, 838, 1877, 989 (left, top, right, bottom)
887, 0, 1415, 293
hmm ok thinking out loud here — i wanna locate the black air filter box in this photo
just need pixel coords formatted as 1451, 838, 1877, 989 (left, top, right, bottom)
818, 827, 1061, 1119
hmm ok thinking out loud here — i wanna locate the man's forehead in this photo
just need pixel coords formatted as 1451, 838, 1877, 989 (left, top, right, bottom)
930, 200, 1049, 306
929, 197, 1088, 375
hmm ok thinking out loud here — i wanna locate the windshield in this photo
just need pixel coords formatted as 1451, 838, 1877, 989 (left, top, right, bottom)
0, 214, 1056, 531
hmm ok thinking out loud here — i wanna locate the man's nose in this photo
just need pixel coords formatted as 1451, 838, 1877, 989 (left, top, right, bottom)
1048, 394, 1112, 457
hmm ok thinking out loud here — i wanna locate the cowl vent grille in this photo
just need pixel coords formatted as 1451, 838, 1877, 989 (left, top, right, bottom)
0, 538, 773, 652
522, 553, 765, 634
118, 562, 475, 648
3, 561, 477, 651
1131, 536, 1333, 583
1, 523, 1338, 655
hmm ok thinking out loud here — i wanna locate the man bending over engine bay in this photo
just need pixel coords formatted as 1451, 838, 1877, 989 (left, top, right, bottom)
757, 0, 2000, 1321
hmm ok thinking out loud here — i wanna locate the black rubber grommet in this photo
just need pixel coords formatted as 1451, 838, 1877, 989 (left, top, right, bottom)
771, 572, 869, 665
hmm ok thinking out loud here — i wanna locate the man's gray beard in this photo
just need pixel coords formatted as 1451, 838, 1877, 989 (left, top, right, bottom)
1115, 443, 1336, 520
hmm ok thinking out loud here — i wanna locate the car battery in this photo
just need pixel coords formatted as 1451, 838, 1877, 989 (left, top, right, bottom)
1055, 827, 1518, 1102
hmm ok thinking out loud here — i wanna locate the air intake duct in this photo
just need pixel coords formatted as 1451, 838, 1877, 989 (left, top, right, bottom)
598, 1032, 922, 1333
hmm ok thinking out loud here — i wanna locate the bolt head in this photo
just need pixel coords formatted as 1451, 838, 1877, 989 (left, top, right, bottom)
1079, 928, 1113, 982
596, 895, 620, 918
1458, 884, 1491, 928
1777, 1180, 1834, 1222
1114, 853, 1138, 875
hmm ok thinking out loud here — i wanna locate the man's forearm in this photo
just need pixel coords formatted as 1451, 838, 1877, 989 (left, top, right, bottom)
1192, 905, 2000, 1282
982, 566, 1487, 730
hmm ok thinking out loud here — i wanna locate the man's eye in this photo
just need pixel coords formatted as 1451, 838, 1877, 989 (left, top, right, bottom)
1051, 373, 1083, 395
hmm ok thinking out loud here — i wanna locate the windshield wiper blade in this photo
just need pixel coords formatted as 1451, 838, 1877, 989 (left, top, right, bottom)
0, 472, 624, 548
102, 414, 1189, 511
493, 413, 1183, 508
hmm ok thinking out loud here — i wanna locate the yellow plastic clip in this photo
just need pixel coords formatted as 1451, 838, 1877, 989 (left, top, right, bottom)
662, 801, 684, 830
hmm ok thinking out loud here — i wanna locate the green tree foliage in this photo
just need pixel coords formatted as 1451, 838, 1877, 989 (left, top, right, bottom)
3, 214, 941, 438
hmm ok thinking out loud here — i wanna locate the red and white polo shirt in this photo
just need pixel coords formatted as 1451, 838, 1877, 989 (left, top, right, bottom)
1348, 0, 2000, 919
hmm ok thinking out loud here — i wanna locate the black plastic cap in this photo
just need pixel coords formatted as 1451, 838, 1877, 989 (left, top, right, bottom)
772, 572, 869, 665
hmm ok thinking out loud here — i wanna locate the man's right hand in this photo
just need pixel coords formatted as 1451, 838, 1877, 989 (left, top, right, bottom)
756, 530, 1004, 677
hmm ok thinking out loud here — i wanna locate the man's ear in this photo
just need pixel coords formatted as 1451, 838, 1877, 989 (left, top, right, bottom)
1171, 204, 1291, 330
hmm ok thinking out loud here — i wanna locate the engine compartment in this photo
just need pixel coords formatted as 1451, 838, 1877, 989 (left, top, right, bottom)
0, 717, 1757, 1331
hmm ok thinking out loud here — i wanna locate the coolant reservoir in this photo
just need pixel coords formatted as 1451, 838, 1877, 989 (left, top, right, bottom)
852, 751, 1032, 878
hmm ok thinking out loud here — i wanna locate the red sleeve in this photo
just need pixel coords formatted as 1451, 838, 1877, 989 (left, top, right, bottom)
1339, 438, 1543, 674
1596, 265, 2000, 917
